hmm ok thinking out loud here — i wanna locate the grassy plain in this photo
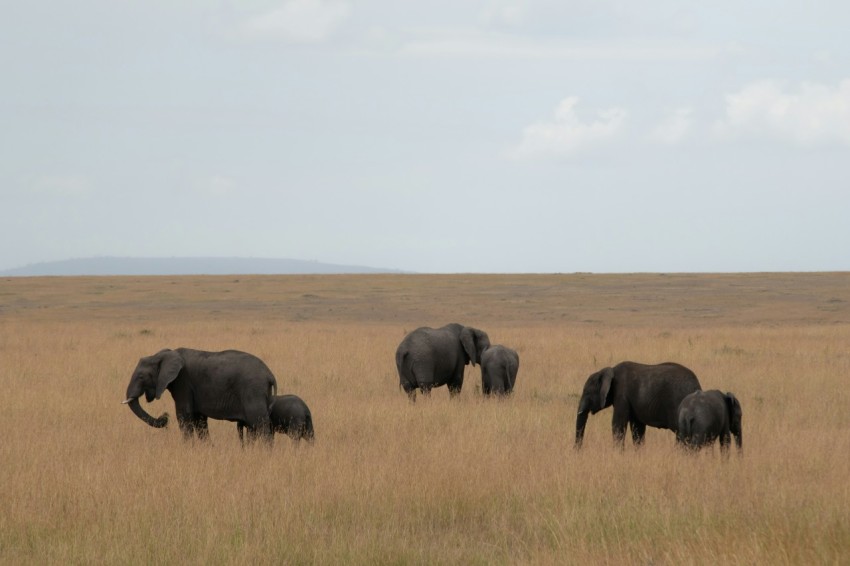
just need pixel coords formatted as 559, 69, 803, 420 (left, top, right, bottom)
1, 273, 849, 564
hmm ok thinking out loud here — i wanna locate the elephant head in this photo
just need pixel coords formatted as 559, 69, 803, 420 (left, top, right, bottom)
574, 367, 614, 448
121, 349, 183, 428
725, 392, 743, 452
460, 326, 490, 366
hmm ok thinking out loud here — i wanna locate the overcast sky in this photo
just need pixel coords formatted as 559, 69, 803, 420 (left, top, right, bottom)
2, 1, 849, 273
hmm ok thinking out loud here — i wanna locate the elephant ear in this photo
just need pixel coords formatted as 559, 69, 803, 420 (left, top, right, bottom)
155, 350, 184, 400
460, 327, 479, 366
599, 367, 615, 409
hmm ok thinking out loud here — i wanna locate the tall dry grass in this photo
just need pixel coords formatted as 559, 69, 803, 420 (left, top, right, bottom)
1, 275, 849, 564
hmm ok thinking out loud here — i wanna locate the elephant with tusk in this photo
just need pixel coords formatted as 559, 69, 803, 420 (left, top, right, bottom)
123, 348, 278, 442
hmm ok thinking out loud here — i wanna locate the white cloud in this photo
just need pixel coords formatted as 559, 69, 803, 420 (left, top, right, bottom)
648, 107, 693, 144
239, 0, 350, 43
510, 97, 627, 159
714, 79, 850, 145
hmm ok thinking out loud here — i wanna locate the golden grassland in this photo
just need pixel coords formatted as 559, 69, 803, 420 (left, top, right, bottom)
1, 273, 849, 564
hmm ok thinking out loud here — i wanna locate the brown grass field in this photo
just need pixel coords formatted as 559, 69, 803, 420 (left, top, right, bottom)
1, 273, 849, 565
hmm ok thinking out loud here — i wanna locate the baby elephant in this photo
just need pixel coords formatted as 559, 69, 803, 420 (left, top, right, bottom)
677, 390, 742, 455
480, 345, 519, 397
238, 394, 314, 444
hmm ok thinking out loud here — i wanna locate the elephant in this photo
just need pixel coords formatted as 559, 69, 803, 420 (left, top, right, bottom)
575, 361, 702, 449
395, 323, 490, 401
122, 348, 278, 441
677, 390, 743, 455
480, 344, 519, 396
237, 394, 315, 444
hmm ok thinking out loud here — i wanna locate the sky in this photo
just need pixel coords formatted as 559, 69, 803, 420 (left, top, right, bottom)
2, 1, 849, 273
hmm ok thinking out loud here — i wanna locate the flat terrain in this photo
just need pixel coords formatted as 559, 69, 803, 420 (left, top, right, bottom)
4, 272, 849, 327
1, 273, 849, 564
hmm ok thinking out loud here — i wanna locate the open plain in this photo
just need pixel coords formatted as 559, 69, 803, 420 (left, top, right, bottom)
1, 273, 849, 564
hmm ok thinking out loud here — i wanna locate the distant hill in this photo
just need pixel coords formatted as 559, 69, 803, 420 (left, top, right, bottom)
0, 257, 405, 276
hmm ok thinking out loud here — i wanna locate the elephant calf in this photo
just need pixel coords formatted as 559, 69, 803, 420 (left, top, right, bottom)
677, 390, 742, 455
480, 345, 519, 396
238, 394, 314, 444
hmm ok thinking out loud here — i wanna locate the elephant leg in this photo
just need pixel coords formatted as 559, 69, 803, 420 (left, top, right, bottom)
611, 406, 629, 450
630, 420, 646, 446
287, 424, 306, 443
677, 432, 697, 452
447, 365, 464, 398
502, 377, 513, 395
259, 421, 274, 445
174, 400, 204, 440
481, 367, 492, 396
401, 382, 417, 403
196, 415, 209, 441
245, 423, 274, 445
177, 414, 197, 440
612, 423, 627, 449
719, 431, 732, 458
496, 374, 509, 396
242, 399, 274, 445
180, 415, 208, 440
500, 369, 512, 395
419, 383, 433, 398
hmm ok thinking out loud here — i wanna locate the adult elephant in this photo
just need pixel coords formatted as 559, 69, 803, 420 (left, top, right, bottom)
122, 348, 278, 441
575, 361, 701, 449
395, 323, 490, 401
480, 345, 519, 397
677, 390, 743, 455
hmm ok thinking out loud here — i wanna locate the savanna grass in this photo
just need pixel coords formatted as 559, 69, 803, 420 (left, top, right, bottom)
1, 274, 849, 564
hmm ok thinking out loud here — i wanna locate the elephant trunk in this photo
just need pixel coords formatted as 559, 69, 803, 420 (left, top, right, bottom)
123, 397, 169, 428
575, 410, 589, 449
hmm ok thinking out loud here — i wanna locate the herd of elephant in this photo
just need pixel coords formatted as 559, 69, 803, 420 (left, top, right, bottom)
122, 323, 742, 454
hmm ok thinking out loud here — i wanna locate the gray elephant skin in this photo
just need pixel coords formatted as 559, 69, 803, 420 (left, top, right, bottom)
677, 390, 742, 455
395, 323, 490, 401
238, 394, 315, 444
575, 361, 702, 449
123, 348, 278, 441
480, 345, 519, 396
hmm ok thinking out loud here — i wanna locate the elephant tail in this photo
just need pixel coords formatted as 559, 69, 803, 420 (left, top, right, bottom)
268, 379, 278, 411
505, 358, 518, 392
396, 347, 415, 382
395, 347, 407, 372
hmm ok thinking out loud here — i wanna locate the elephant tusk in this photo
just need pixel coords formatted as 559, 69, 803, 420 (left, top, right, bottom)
121, 398, 134, 404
